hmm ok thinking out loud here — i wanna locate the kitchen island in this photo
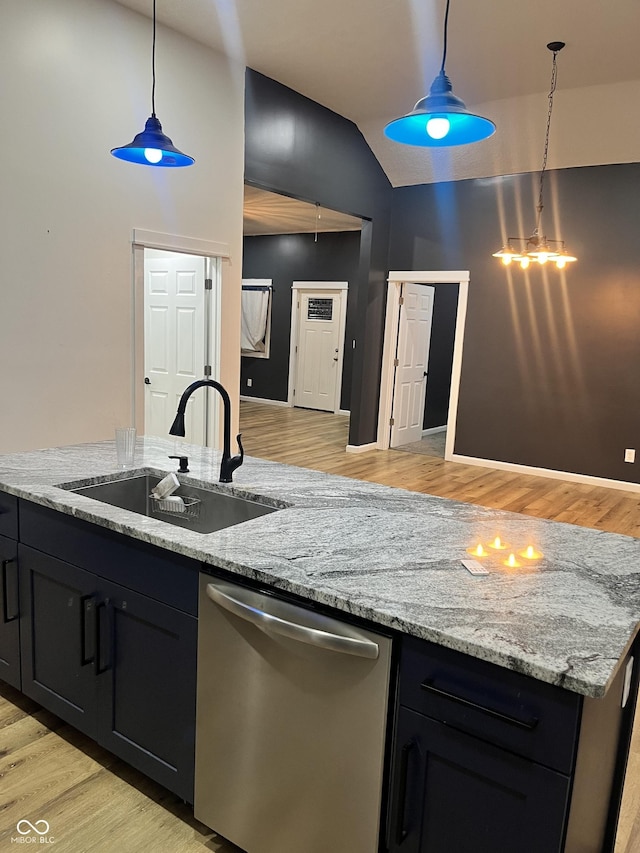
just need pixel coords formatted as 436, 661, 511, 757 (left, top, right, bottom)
1, 436, 639, 852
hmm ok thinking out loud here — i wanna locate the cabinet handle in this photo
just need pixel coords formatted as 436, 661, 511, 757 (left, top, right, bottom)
1, 558, 19, 623
95, 600, 112, 675
80, 595, 96, 665
420, 679, 539, 730
393, 738, 415, 845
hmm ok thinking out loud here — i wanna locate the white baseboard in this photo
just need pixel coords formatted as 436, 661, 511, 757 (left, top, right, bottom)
239, 396, 291, 407
346, 442, 378, 454
422, 425, 446, 436
338, 409, 350, 417
449, 453, 640, 494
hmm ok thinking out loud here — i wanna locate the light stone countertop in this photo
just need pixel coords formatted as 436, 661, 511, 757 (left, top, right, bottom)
1, 436, 639, 698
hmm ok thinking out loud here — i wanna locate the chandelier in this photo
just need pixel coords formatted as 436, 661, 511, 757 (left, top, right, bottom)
493, 42, 576, 270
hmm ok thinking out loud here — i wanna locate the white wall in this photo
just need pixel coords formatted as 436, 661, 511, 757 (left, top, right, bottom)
0, 0, 245, 452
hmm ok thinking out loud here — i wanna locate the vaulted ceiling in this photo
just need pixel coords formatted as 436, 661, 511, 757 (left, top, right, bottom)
115, 0, 640, 190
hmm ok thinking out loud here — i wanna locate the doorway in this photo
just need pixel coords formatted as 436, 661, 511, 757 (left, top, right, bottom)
389, 283, 435, 447
377, 271, 470, 460
288, 282, 348, 414
132, 230, 227, 448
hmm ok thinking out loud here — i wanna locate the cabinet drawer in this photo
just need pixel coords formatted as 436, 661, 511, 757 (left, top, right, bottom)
399, 635, 581, 774
0, 492, 18, 540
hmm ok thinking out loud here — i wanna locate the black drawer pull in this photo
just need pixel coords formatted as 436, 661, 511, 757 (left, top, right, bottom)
2, 558, 19, 623
394, 738, 415, 845
95, 600, 112, 675
420, 679, 539, 730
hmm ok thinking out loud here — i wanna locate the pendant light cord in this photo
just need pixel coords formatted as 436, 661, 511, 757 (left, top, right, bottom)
151, 0, 157, 117
440, 0, 450, 73
535, 48, 559, 233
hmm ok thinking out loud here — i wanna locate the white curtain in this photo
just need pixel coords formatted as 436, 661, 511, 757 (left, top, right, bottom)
241, 286, 270, 352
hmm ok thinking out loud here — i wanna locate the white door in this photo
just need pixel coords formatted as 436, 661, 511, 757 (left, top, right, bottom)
294, 291, 343, 412
144, 251, 207, 443
390, 283, 435, 447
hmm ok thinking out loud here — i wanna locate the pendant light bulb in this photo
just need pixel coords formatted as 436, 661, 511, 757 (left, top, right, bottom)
111, 0, 194, 168
426, 117, 451, 140
384, 0, 495, 148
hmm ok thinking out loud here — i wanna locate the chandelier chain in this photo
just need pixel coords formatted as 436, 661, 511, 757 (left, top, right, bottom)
535, 49, 559, 232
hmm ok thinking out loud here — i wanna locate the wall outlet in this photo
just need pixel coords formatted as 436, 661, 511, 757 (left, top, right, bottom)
624, 448, 635, 463
247, 378, 252, 387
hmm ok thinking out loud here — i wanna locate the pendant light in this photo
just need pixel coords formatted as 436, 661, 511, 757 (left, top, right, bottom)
384, 0, 495, 147
111, 0, 194, 167
493, 42, 576, 270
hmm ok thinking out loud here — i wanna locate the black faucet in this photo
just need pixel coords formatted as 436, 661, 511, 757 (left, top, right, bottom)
168, 379, 244, 483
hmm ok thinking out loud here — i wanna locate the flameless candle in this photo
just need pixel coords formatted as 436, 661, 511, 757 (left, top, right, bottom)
504, 553, 521, 568
466, 543, 490, 557
488, 536, 509, 550
518, 545, 543, 560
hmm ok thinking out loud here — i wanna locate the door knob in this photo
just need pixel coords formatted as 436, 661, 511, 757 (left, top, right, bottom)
144, 377, 151, 385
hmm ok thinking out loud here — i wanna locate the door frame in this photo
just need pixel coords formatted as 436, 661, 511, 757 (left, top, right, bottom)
377, 271, 470, 459
132, 229, 229, 446
288, 281, 349, 414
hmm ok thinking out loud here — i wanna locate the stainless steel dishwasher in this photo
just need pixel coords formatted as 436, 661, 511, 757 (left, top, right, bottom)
195, 574, 393, 853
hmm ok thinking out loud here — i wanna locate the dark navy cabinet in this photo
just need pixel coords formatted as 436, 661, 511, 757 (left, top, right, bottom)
388, 635, 636, 853
0, 492, 20, 689
13, 499, 199, 803
0, 534, 20, 689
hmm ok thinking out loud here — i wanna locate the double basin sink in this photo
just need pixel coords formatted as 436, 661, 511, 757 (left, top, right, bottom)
59, 470, 280, 534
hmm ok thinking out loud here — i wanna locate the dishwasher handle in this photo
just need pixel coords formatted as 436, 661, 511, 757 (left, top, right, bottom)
206, 581, 380, 660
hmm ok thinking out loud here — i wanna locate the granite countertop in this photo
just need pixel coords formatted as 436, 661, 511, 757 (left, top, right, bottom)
1, 436, 639, 698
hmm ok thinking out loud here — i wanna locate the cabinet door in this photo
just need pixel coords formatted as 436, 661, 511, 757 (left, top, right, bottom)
96, 579, 197, 802
388, 707, 570, 853
19, 545, 98, 738
0, 535, 20, 689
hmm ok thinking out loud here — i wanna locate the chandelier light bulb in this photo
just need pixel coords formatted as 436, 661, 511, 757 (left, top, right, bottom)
520, 257, 530, 269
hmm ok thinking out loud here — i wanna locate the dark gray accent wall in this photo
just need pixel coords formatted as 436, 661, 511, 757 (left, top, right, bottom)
390, 163, 640, 484
244, 69, 393, 444
241, 231, 361, 411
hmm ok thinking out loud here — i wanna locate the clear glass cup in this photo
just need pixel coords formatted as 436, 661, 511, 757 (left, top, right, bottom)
115, 427, 137, 468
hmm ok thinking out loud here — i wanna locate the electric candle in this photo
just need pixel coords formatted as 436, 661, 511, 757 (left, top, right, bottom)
466, 543, 489, 557
488, 536, 509, 550
518, 545, 543, 560
504, 553, 521, 568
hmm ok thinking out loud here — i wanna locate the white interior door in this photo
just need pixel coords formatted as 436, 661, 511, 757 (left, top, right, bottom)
390, 283, 435, 447
294, 291, 343, 412
144, 250, 206, 442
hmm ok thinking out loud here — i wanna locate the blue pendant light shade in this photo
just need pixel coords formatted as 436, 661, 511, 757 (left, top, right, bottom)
384, 70, 495, 147
111, 115, 194, 167
111, 0, 194, 168
384, 0, 495, 148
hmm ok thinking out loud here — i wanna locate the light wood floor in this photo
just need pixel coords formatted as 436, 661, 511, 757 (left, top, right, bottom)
2, 401, 640, 852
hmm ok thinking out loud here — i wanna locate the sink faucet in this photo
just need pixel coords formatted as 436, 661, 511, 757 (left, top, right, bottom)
168, 380, 244, 483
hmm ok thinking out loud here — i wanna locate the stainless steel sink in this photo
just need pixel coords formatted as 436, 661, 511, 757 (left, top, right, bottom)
60, 472, 280, 534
